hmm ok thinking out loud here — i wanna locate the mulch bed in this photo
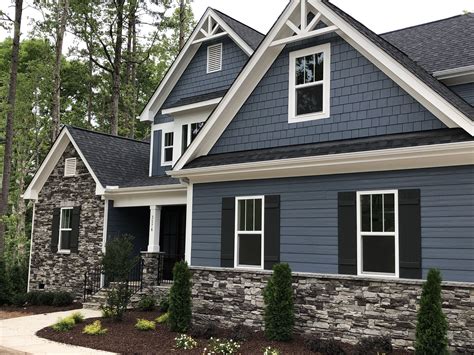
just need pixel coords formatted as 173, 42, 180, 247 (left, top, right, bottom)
36, 310, 414, 354
0, 302, 82, 320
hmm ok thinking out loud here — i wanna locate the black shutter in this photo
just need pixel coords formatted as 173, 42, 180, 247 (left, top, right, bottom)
220, 197, 235, 267
338, 192, 357, 275
70, 206, 81, 253
264, 195, 280, 270
398, 189, 421, 279
51, 208, 61, 253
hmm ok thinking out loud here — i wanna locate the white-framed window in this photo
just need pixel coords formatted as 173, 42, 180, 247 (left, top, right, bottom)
162, 131, 174, 165
64, 158, 77, 177
207, 43, 222, 73
234, 196, 264, 269
181, 121, 205, 154
288, 43, 331, 123
357, 190, 399, 278
58, 207, 73, 253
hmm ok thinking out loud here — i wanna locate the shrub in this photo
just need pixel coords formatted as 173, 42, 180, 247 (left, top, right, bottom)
137, 295, 156, 311
38, 292, 55, 306
203, 338, 240, 355
101, 235, 138, 281
25, 291, 42, 305
168, 261, 192, 333
415, 269, 449, 355
304, 337, 345, 355
155, 312, 169, 324
356, 336, 392, 355
101, 283, 132, 321
190, 322, 219, 340
159, 296, 170, 312
0, 260, 12, 305
52, 291, 74, 306
11, 293, 27, 307
263, 263, 294, 341
135, 318, 156, 331
52, 316, 76, 332
263, 346, 280, 355
175, 334, 198, 350
83, 320, 107, 335
70, 312, 85, 323
233, 324, 253, 342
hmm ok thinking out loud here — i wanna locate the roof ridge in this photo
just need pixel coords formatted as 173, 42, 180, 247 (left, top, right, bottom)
379, 14, 467, 36
64, 125, 149, 145
211, 8, 266, 36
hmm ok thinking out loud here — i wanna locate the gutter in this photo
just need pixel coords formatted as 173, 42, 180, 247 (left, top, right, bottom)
103, 183, 186, 196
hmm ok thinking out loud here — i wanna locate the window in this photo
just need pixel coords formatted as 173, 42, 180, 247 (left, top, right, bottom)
235, 196, 264, 269
162, 132, 174, 164
181, 122, 205, 154
58, 207, 73, 253
357, 190, 399, 277
288, 43, 330, 123
64, 158, 77, 177
207, 43, 222, 73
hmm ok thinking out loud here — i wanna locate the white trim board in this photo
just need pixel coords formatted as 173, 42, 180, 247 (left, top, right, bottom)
173, 0, 474, 171
169, 141, 474, 184
433, 65, 474, 86
161, 97, 222, 116
139, 8, 255, 122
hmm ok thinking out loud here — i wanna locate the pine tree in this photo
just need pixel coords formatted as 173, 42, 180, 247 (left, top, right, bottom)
415, 269, 449, 355
168, 261, 192, 332
263, 263, 294, 341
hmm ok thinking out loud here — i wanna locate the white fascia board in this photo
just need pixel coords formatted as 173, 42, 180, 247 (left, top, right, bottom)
161, 97, 222, 116
169, 141, 474, 184
139, 8, 254, 123
433, 65, 474, 86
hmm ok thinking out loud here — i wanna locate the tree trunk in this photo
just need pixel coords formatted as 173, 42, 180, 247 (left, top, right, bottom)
0, 0, 23, 256
179, 0, 186, 49
129, 16, 137, 139
124, 0, 137, 138
110, 0, 125, 136
51, 0, 70, 142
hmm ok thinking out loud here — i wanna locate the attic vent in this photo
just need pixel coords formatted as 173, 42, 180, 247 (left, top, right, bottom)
207, 43, 222, 73
64, 158, 77, 177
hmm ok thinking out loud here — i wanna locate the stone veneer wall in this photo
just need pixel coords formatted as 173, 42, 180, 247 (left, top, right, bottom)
191, 267, 474, 353
29, 144, 105, 299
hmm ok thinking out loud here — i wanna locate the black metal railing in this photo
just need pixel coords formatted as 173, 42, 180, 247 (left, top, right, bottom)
83, 265, 103, 301
157, 252, 176, 285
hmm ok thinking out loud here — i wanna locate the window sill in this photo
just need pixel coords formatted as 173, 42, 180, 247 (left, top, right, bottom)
57, 250, 71, 255
234, 265, 264, 271
358, 272, 399, 279
288, 111, 330, 124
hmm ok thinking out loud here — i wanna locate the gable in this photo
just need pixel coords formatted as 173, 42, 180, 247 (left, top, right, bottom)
154, 36, 249, 125
210, 32, 445, 154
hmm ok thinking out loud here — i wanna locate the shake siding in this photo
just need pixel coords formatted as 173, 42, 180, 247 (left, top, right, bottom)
210, 33, 446, 154
191, 166, 474, 282
449, 83, 474, 106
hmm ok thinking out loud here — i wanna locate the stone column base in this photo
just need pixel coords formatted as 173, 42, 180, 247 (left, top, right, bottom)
141, 252, 164, 288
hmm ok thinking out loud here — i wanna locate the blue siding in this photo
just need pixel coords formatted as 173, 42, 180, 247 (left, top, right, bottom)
450, 83, 474, 106
191, 166, 474, 282
210, 33, 445, 154
154, 36, 249, 124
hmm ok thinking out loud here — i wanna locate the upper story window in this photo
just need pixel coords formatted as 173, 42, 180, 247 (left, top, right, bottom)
58, 207, 73, 253
288, 43, 331, 123
64, 158, 77, 177
207, 43, 222, 73
357, 190, 399, 278
181, 122, 205, 154
162, 132, 174, 165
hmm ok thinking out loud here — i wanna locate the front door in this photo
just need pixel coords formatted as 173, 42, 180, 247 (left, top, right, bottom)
159, 205, 186, 281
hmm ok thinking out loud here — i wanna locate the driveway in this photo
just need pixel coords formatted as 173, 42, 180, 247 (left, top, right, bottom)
0, 309, 115, 354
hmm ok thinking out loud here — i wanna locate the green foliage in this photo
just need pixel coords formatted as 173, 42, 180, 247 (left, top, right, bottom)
135, 318, 156, 331
356, 336, 392, 355
263, 346, 280, 355
155, 312, 169, 324
415, 269, 449, 355
52, 291, 74, 306
175, 334, 198, 350
137, 294, 156, 311
38, 292, 55, 306
159, 296, 170, 312
52, 316, 76, 332
101, 283, 132, 321
203, 338, 241, 355
0, 259, 12, 305
168, 261, 192, 333
25, 291, 42, 305
83, 320, 107, 335
304, 337, 346, 355
263, 263, 294, 341
101, 235, 138, 281
70, 312, 85, 323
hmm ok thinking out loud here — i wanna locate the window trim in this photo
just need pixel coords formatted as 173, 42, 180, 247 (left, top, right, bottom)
288, 43, 331, 123
64, 158, 77, 177
58, 207, 73, 254
234, 195, 265, 270
161, 131, 174, 166
207, 43, 223, 74
356, 190, 399, 278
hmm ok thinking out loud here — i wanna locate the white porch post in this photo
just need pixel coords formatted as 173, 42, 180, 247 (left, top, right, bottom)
148, 205, 162, 252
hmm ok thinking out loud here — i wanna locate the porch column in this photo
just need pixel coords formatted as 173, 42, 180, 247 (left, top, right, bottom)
148, 205, 162, 252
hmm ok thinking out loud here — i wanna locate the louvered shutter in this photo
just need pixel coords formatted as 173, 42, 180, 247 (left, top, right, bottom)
264, 195, 280, 270
70, 206, 81, 253
220, 197, 235, 267
338, 192, 357, 275
51, 208, 61, 252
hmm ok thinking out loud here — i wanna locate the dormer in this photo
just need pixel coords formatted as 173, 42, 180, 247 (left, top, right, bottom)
142, 8, 264, 176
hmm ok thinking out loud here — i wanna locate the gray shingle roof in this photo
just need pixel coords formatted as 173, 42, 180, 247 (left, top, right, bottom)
212, 9, 265, 50
66, 126, 180, 188
184, 129, 473, 169
162, 89, 227, 110
381, 14, 474, 74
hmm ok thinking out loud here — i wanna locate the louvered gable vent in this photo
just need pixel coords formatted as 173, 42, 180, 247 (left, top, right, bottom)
207, 43, 222, 73
64, 158, 77, 177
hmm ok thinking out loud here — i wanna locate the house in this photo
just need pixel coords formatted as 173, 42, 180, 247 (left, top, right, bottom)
24, 0, 473, 349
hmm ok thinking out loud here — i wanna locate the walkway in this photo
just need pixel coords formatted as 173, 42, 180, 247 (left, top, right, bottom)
0, 309, 115, 354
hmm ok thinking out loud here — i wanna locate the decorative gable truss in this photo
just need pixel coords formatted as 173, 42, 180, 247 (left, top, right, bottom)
139, 8, 255, 122
172, 0, 474, 171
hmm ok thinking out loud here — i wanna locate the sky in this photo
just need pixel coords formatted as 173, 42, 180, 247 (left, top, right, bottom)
0, 0, 472, 43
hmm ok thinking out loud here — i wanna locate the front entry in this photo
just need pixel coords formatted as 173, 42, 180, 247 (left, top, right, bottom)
160, 205, 186, 281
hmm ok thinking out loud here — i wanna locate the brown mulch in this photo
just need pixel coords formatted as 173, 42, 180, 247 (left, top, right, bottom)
0, 302, 82, 320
